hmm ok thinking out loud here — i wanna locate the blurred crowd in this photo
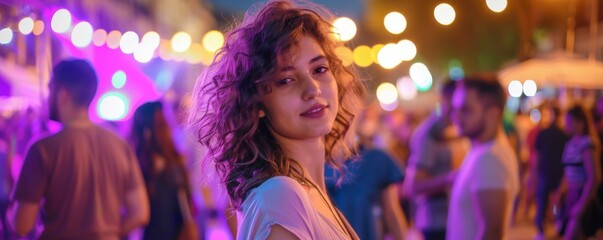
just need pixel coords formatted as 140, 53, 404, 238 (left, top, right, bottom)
0, 61, 602, 240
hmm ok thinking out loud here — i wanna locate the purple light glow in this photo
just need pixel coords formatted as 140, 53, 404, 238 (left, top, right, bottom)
53, 33, 160, 122
90, 45, 161, 121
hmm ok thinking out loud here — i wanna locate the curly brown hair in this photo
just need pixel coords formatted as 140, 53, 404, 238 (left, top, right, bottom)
188, 0, 364, 209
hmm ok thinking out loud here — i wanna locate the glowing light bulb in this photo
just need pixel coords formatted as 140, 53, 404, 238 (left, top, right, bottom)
384, 12, 407, 34
434, 3, 456, 25
508, 80, 523, 97
120, 31, 139, 54
51, 9, 72, 33
332, 17, 357, 41
18, 17, 34, 35
486, 0, 507, 13
171, 31, 192, 53
377, 82, 399, 104
71, 21, 93, 48
202, 30, 224, 52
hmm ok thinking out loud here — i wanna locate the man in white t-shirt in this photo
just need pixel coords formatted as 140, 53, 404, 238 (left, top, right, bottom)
447, 75, 519, 240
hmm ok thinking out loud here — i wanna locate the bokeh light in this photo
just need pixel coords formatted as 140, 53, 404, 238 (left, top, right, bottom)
434, 3, 456, 25
202, 30, 224, 52
449, 67, 464, 80
51, 9, 72, 33
530, 109, 541, 123
353, 45, 373, 67
111, 70, 127, 89
156, 69, 175, 92
371, 44, 385, 65
397, 39, 417, 61
384, 12, 407, 34
397, 76, 418, 100
159, 41, 173, 61
523, 80, 537, 97
506, 97, 520, 113
409, 62, 433, 92
376, 82, 399, 104
120, 31, 139, 54
508, 80, 523, 97
171, 31, 192, 53
486, 0, 508, 13
134, 42, 156, 63
186, 43, 204, 64
332, 17, 357, 41
134, 32, 161, 63
92, 29, 107, 46
32, 20, 44, 35
18, 17, 34, 35
106, 30, 122, 49
200, 46, 216, 65
141, 31, 161, 49
0, 28, 13, 45
71, 21, 93, 48
380, 101, 399, 112
334, 46, 353, 67
97, 92, 129, 121
378, 43, 403, 69
448, 59, 464, 80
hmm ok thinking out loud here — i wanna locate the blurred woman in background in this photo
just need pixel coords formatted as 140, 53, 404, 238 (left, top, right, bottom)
131, 101, 197, 240
557, 104, 602, 240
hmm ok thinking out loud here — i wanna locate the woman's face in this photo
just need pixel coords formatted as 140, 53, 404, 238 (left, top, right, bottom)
565, 114, 582, 135
259, 35, 339, 142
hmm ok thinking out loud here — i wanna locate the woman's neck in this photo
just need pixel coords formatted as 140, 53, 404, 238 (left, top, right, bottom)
277, 137, 327, 192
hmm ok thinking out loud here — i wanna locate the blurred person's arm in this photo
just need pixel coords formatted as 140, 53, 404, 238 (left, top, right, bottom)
120, 187, 149, 236
12, 201, 39, 236
473, 189, 508, 240
381, 184, 407, 240
404, 168, 456, 198
177, 187, 199, 240
120, 148, 150, 236
570, 147, 602, 217
403, 126, 456, 197
11, 142, 46, 236
552, 177, 568, 205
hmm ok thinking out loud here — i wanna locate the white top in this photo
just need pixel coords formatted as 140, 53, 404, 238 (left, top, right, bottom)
237, 176, 358, 240
446, 135, 519, 240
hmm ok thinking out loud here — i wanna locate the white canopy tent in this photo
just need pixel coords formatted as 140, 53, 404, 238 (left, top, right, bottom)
499, 52, 603, 89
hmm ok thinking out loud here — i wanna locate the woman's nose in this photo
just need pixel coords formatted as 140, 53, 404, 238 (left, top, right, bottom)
302, 77, 321, 100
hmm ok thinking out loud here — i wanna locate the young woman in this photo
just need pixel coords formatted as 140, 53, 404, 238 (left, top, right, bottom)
558, 104, 602, 240
188, 1, 364, 239
131, 101, 197, 240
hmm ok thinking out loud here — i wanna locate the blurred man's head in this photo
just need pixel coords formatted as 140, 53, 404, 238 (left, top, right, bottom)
452, 74, 506, 141
539, 101, 562, 127
48, 59, 98, 122
439, 80, 457, 124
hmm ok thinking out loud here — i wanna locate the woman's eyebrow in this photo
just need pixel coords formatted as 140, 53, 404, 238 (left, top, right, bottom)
279, 55, 327, 72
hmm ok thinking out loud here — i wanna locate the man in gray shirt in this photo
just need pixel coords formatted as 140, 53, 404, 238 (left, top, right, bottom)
12, 59, 149, 239
404, 80, 458, 240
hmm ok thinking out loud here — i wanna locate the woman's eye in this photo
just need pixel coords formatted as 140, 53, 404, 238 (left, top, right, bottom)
314, 66, 329, 74
276, 78, 294, 86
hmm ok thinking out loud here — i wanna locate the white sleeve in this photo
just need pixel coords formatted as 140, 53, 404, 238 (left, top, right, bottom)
237, 177, 314, 240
